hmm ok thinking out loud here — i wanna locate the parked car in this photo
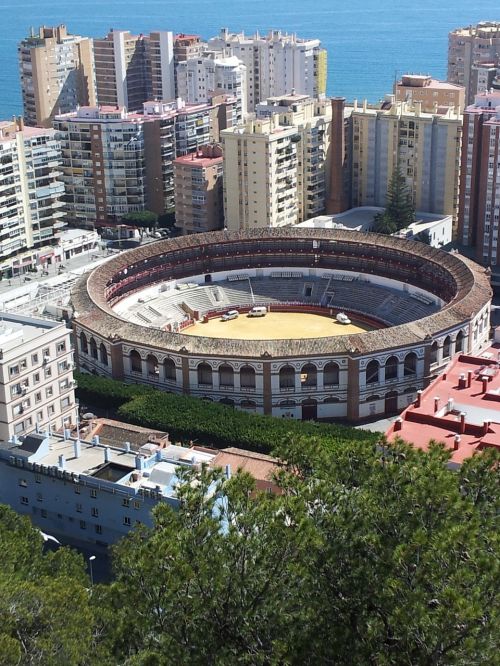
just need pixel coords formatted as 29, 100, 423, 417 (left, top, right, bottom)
221, 310, 239, 321
248, 306, 267, 317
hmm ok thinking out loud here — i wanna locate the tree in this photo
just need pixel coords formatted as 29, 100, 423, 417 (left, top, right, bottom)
101, 437, 499, 665
374, 168, 416, 235
0, 505, 95, 665
122, 211, 159, 234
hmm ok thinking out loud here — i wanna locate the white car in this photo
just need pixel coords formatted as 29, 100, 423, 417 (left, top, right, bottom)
336, 312, 351, 325
248, 306, 267, 317
221, 310, 239, 321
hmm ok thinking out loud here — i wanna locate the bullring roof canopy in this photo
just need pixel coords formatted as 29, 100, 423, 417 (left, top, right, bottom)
72, 228, 492, 358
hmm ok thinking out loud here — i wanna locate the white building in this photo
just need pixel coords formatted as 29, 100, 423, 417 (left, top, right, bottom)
56, 228, 99, 262
0, 433, 217, 546
0, 312, 76, 442
0, 120, 66, 278
176, 54, 247, 122
208, 28, 327, 112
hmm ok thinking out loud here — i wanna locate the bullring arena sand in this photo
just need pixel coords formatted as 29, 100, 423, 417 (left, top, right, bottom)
182, 311, 373, 340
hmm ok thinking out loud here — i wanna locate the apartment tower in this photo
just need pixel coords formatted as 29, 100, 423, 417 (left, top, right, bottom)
349, 97, 462, 229
394, 74, 465, 113
458, 92, 500, 272
93, 30, 175, 111
174, 144, 224, 235
18, 25, 96, 128
0, 120, 65, 277
448, 22, 500, 104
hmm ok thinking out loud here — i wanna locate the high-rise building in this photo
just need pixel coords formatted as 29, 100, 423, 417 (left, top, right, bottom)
457, 92, 500, 272
0, 312, 76, 441
18, 25, 96, 128
93, 29, 174, 111
174, 144, 224, 235
176, 54, 247, 122
54, 97, 234, 228
394, 74, 465, 114
208, 29, 327, 113
448, 22, 500, 104
173, 34, 206, 96
0, 120, 65, 277
222, 94, 332, 230
349, 97, 462, 229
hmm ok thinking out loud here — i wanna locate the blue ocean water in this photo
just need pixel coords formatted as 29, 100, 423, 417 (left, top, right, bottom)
0, 0, 498, 119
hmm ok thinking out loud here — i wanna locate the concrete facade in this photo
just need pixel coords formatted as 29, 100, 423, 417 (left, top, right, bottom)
0, 312, 76, 441
395, 74, 465, 114
18, 25, 96, 128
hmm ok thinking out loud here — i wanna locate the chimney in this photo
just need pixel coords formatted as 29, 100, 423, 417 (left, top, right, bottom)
73, 440, 81, 459
394, 417, 403, 432
467, 370, 472, 388
155, 449, 163, 462
63, 428, 71, 441
481, 377, 489, 394
104, 446, 110, 463
124, 441, 131, 453
446, 398, 454, 413
92, 435, 100, 446
225, 464, 231, 479
459, 412, 466, 434
483, 421, 490, 436
415, 390, 422, 408
58, 454, 65, 470
135, 455, 145, 471
433, 396, 440, 413
453, 434, 461, 451
326, 97, 349, 215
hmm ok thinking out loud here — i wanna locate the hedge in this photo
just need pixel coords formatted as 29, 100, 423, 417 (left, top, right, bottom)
75, 372, 379, 454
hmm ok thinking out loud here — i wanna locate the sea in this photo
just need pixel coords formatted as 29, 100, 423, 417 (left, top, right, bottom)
0, 0, 499, 119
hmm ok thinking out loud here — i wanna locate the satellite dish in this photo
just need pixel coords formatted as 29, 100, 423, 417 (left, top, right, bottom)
82, 412, 96, 420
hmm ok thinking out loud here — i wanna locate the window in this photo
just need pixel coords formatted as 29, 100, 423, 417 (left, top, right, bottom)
48, 405, 55, 416
41, 509, 47, 518
134, 501, 141, 510
58, 361, 69, 373
61, 397, 71, 409
32, 354, 39, 365
90, 489, 97, 498
36, 492, 43, 502
35, 474, 41, 483
18, 479, 27, 487
9, 364, 20, 377
123, 516, 132, 526
122, 498, 130, 507
20, 496, 29, 505
33, 372, 40, 384
74, 485, 81, 494
44, 368, 52, 379
91, 507, 99, 517
80, 520, 86, 530
56, 341, 66, 355
95, 524, 103, 535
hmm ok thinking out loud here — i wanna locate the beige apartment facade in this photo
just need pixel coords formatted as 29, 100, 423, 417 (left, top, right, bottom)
222, 94, 332, 230
349, 97, 462, 230
18, 25, 96, 128
0, 313, 76, 442
395, 74, 465, 113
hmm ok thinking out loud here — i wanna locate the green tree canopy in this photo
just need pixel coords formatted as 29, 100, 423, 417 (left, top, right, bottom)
121, 210, 158, 230
374, 168, 416, 235
99, 437, 499, 665
0, 505, 94, 665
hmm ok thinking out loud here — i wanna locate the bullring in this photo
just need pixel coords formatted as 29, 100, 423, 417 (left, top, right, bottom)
72, 228, 492, 422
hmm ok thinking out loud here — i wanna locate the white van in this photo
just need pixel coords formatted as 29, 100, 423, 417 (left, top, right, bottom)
221, 310, 239, 321
248, 306, 267, 317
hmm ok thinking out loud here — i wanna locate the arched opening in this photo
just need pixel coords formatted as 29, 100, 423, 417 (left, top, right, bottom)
430, 341, 438, 364
89, 337, 98, 360
365, 394, 381, 402
384, 356, 398, 381
403, 352, 417, 376
197, 362, 213, 386
442, 336, 451, 359
279, 399, 296, 408
385, 390, 399, 415
366, 360, 379, 385
220, 398, 235, 407
163, 358, 176, 381
240, 399, 256, 411
80, 332, 88, 355
146, 354, 159, 377
323, 362, 339, 386
279, 365, 295, 390
240, 365, 256, 389
130, 350, 142, 373
302, 398, 317, 421
99, 343, 108, 366
219, 364, 234, 387
300, 363, 317, 388
455, 330, 465, 353
323, 396, 340, 403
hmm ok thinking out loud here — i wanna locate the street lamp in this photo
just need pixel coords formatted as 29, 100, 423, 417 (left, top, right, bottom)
88, 555, 96, 586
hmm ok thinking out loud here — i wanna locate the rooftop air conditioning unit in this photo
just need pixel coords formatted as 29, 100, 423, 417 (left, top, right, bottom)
43, 355, 50, 364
